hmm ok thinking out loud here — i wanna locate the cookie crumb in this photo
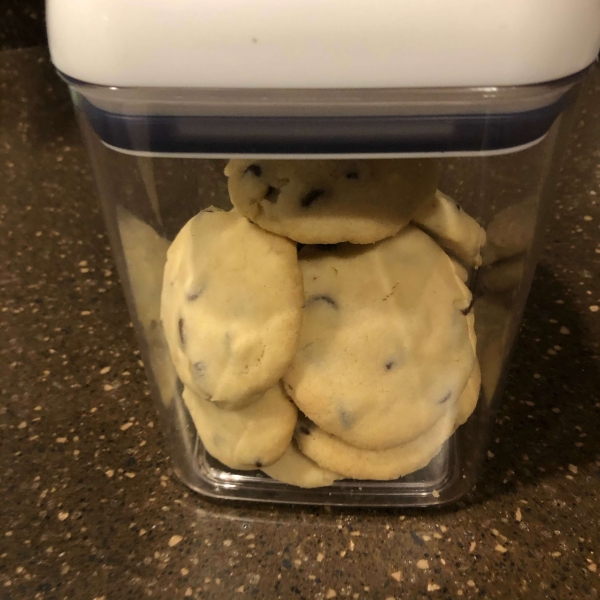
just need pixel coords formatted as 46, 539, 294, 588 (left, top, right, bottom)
515, 508, 522, 522
168, 535, 183, 547
469, 541, 476, 553
417, 559, 429, 570
317, 552, 325, 563
325, 589, 337, 599
391, 570, 403, 582
427, 583, 441, 592
494, 544, 508, 554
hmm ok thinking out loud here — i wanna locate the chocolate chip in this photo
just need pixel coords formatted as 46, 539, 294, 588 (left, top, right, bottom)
306, 294, 338, 309
264, 186, 280, 203
187, 286, 205, 302
346, 170, 359, 179
299, 425, 311, 435
385, 361, 396, 371
193, 362, 206, 376
245, 164, 262, 177
438, 391, 452, 404
300, 188, 325, 208
255, 460, 263, 468
338, 407, 354, 429
178, 318, 185, 346
461, 297, 475, 315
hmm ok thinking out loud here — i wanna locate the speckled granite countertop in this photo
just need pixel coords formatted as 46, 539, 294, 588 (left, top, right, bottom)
1, 47, 599, 600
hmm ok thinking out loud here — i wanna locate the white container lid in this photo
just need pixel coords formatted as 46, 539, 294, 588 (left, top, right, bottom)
47, 0, 600, 89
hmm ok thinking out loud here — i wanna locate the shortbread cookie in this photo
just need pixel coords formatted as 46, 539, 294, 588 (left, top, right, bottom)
261, 442, 341, 488
481, 198, 537, 265
183, 383, 297, 470
118, 206, 170, 330
225, 159, 438, 244
479, 254, 526, 294
295, 363, 481, 480
412, 190, 486, 268
161, 207, 303, 406
117, 208, 179, 406
284, 225, 476, 450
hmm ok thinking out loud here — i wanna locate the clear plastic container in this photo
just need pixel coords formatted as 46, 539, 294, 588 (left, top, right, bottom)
57, 72, 588, 506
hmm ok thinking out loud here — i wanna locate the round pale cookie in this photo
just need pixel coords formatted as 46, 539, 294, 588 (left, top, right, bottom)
481, 198, 537, 265
479, 254, 526, 294
473, 295, 512, 403
295, 363, 481, 480
161, 207, 304, 407
283, 225, 476, 451
117, 208, 179, 407
183, 383, 297, 470
455, 359, 481, 426
412, 190, 486, 268
225, 159, 438, 245
117, 206, 170, 330
261, 442, 341, 488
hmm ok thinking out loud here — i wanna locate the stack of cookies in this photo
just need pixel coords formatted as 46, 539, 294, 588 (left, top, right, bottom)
161, 159, 485, 488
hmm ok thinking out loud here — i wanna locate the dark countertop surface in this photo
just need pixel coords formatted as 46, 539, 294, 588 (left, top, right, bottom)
1, 47, 600, 600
